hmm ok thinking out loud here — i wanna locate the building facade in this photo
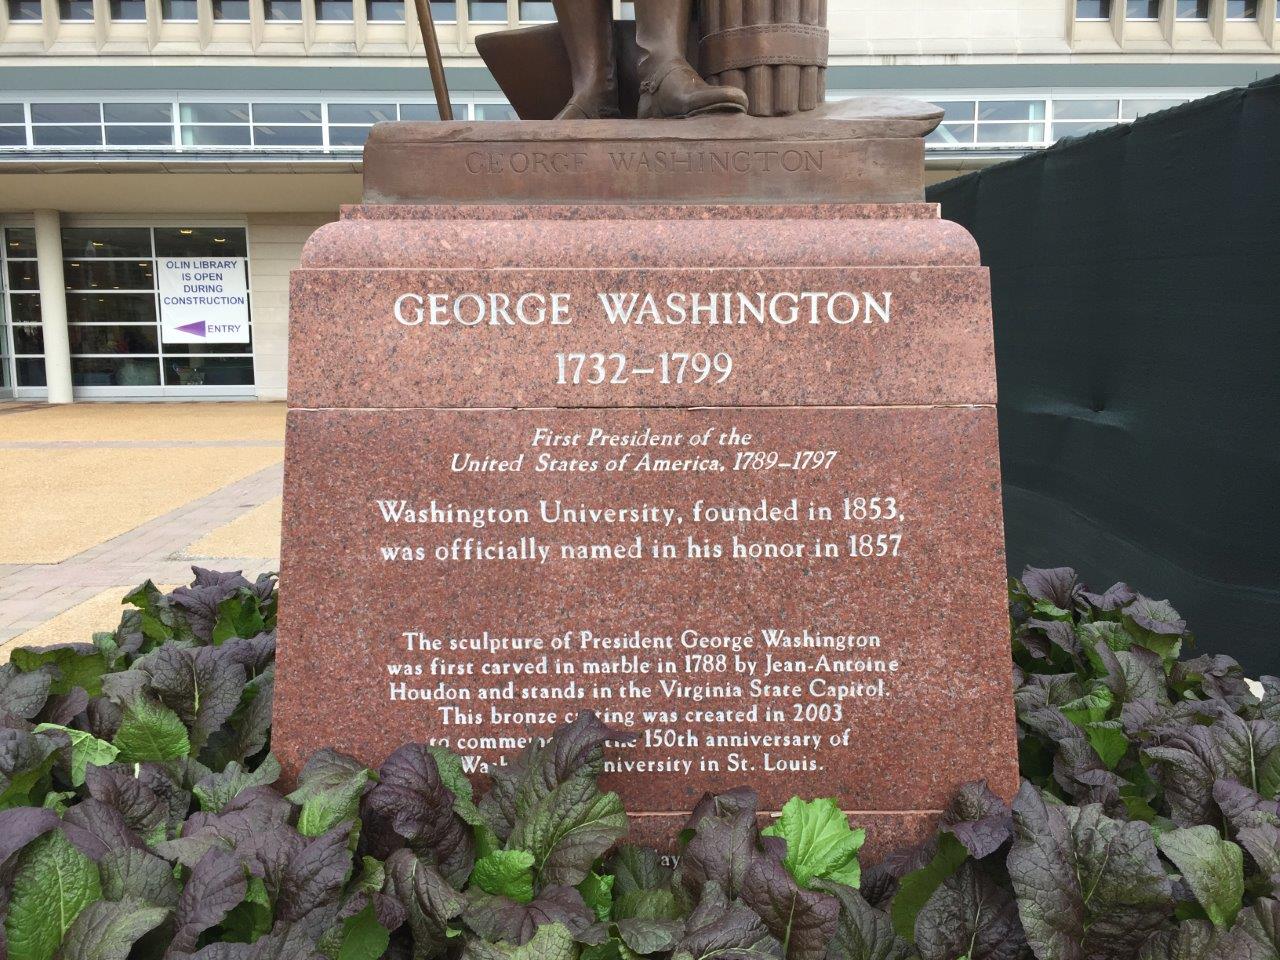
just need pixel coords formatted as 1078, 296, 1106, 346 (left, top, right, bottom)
0, 0, 1276, 401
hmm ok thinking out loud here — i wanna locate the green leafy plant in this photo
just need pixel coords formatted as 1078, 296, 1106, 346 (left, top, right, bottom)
3, 565, 1280, 960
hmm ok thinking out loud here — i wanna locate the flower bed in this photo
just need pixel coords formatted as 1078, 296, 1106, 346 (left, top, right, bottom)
1, 566, 1277, 959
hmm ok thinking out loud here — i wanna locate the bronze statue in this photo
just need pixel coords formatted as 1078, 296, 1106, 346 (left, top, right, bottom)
551, 0, 747, 119
471, 0, 943, 128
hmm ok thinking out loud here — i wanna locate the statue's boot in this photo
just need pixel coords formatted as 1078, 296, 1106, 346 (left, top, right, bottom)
635, 0, 746, 118
552, 0, 621, 119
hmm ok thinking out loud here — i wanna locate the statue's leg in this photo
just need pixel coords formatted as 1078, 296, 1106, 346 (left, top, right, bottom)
552, 0, 620, 119
635, 0, 746, 119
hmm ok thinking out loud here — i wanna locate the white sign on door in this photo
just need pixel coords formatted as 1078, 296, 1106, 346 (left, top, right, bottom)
158, 258, 251, 344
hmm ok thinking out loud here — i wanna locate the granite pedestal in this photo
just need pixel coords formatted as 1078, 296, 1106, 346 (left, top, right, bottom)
272, 119, 1018, 862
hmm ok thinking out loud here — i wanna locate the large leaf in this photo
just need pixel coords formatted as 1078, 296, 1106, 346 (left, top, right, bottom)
1123, 597, 1188, 659
761, 797, 864, 890
429, 745, 486, 826
112, 697, 191, 764
671, 883, 780, 960
170, 847, 249, 954
1020, 567, 1083, 614
939, 781, 1013, 861
33, 723, 118, 787
276, 823, 355, 931
889, 835, 968, 942
99, 847, 181, 908
820, 883, 915, 960
1156, 826, 1244, 930
913, 862, 1028, 960
482, 712, 631, 842
57, 898, 170, 960
464, 886, 596, 945
10, 645, 107, 698
611, 846, 671, 898
676, 794, 760, 901
144, 645, 247, 752
1144, 715, 1280, 827
4, 829, 102, 960
463, 922, 581, 960
84, 765, 168, 845
473, 850, 537, 903
193, 755, 282, 813
1135, 921, 1219, 960
0, 664, 52, 719
363, 743, 472, 884
322, 900, 393, 960
384, 849, 466, 960
64, 798, 147, 855
740, 855, 839, 960
0, 728, 63, 809
1212, 898, 1280, 957
1007, 783, 1173, 960
0, 806, 60, 867
508, 773, 628, 887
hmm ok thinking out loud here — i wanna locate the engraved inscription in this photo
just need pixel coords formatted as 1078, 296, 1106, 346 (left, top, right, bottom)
462, 147, 825, 177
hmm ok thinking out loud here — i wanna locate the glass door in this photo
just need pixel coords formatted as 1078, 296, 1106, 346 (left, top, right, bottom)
2, 227, 43, 398
60, 223, 254, 398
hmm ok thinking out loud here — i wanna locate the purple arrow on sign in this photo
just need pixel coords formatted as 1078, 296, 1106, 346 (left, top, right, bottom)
176, 320, 207, 338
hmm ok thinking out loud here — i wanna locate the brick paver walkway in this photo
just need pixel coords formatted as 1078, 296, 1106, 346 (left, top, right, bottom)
1, 449, 282, 645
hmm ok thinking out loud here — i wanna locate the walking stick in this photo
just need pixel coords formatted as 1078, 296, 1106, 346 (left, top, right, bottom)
412, 0, 454, 121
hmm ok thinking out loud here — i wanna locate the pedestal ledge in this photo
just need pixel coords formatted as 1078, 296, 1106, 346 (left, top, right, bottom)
362, 117, 929, 205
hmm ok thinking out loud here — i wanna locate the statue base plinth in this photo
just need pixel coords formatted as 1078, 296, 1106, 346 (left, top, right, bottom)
362, 114, 932, 206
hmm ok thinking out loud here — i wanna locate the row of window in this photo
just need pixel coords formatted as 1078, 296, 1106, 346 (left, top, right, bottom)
0, 100, 517, 149
1077, 0, 1273, 19
24, 0, 1275, 24
6, 0, 560, 24
2, 226, 254, 390
0, 95, 1191, 151
927, 96, 1187, 146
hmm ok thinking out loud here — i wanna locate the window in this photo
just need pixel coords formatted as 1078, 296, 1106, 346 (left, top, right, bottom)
315, 0, 353, 18
365, 0, 403, 18
328, 103, 396, 148
1176, 0, 1208, 17
1126, 0, 1159, 17
975, 100, 1046, 145
181, 101, 326, 148
426, 0, 455, 19
104, 103, 173, 146
179, 102, 251, 147
264, 0, 302, 18
110, 0, 147, 19
56, 226, 253, 390
1052, 99, 1120, 140
3, 228, 44, 389
1076, 0, 1111, 18
58, 0, 94, 18
1225, 0, 1257, 18
161, 0, 197, 18
1121, 97, 1186, 119
0, 104, 24, 148
475, 103, 519, 121
400, 102, 466, 120
251, 102, 322, 146
925, 101, 976, 146
30, 103, 102, 148
212, 0, 249, 19
8, 0, 44, 20
470, 0, 506, 22
519, 0, 553, 20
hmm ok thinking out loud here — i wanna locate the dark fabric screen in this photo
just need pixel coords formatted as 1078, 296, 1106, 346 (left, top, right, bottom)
928, 74, 1280, 673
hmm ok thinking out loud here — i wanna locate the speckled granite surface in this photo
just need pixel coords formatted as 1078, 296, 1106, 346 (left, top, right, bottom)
274, 200, 1017, 859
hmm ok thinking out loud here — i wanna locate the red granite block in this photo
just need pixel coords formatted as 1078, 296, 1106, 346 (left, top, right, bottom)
274, 201, 1018, 852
